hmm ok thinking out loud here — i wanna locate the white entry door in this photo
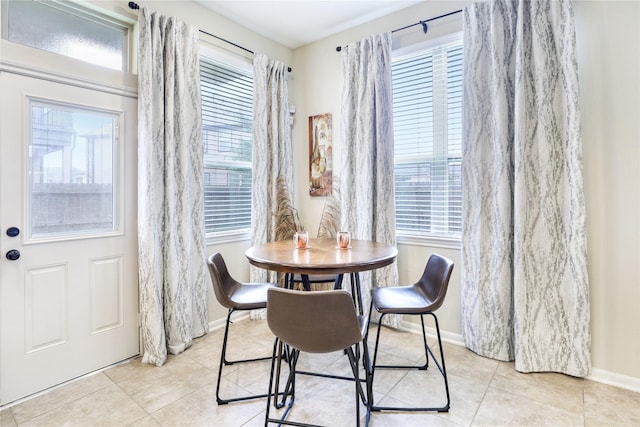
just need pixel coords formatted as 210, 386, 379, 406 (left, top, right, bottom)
0, 72, 139, 405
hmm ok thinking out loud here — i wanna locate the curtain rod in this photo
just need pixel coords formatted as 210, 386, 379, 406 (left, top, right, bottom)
127, 2, 292, 72
335, 9, 463, 52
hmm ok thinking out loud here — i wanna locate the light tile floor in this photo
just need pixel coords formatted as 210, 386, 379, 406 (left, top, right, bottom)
1, 318, 639, 426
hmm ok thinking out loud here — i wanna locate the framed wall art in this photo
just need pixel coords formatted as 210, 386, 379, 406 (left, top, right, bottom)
308, 113, 332, 196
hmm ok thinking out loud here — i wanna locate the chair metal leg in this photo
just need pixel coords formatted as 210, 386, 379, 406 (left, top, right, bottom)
301, 275, 311, 291
428, 312, 450, 411
265, 338, 299, 426
345, 345, 371, 426
266, 341, 369, 427
368, 310, 450, 413
216, 309, 272, 405
267, 342, 323, 427
349, 273, 364, 315
371, 314, 429, 370
361, 339, 373, 427
274, 342, 296, 409
345, 347, 361, 427
333, 273, 344, 290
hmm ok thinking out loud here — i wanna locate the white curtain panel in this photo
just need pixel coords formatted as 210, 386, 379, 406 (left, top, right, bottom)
137, 7, 208, 366
461, 0, 590, 376
250, 53, 293, 290
340, 32, 399, 324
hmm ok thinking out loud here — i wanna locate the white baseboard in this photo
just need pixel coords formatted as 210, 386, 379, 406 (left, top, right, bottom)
588, 368, 640, 393
398, 319, 640, 393
207, 311, 251, 332
398, 318, 465, 346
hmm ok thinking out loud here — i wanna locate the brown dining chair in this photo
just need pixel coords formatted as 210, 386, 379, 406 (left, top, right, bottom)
368, 253, 454, 413
265, 287, 371, 427
207, 252, 277, 405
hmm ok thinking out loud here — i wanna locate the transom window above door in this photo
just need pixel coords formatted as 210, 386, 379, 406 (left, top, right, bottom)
2, 0, 132, 71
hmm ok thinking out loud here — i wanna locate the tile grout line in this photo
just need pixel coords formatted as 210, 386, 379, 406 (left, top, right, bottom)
467, 357, 501, 427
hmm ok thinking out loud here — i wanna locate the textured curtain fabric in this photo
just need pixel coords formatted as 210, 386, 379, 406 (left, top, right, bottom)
137, 7, 208, 366
461, 0, 590, 376
340, 32, 399, 325
250, 53, 293, 302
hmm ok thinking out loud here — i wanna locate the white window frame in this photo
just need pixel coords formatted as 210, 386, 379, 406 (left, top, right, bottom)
393, 32, 463, 250
200, 46, 254, 245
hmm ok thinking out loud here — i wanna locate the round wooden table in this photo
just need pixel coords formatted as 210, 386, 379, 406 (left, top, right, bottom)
245, 237, 397, 275
246, 237, 398, 313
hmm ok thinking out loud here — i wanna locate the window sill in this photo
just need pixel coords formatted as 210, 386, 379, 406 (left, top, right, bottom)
396, 232, 461, 250
205, 229, 252, 246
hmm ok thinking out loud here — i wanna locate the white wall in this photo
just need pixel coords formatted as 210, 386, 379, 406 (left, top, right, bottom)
574, 0, 640, 385
291, 0, 640, 388
105, 0, 293, 69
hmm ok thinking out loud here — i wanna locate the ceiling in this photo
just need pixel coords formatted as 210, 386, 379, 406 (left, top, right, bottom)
194, 1, 425, 49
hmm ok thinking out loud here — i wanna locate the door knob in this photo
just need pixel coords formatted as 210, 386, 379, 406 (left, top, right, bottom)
6, 249, 20, 260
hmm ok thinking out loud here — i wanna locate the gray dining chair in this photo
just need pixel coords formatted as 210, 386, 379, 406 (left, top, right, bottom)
368, 253, 454, 413
207, 252, 277, 405
265, 287, 371, 427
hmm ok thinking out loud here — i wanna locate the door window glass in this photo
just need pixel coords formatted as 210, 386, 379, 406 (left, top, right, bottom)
28, 100, 120, 239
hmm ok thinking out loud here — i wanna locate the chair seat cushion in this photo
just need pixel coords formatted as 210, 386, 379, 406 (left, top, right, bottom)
371, 285, 433, 314
228, 283, 275, 309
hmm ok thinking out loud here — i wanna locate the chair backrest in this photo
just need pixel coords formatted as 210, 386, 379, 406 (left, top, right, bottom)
415, 253, 454, 312
207, 252, 241, 309
267, 288, 363, 354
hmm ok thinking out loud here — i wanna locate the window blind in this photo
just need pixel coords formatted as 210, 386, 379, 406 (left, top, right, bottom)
393, 36, 463, 238
200, 57, 253, 233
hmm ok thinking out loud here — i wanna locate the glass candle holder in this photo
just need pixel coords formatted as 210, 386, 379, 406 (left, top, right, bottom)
294, 231, 309, 249
336, 231, 351, 249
